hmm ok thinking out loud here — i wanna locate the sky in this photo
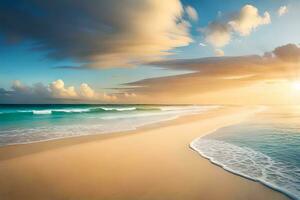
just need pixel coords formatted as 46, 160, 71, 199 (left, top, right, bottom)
0, 0, 300, 104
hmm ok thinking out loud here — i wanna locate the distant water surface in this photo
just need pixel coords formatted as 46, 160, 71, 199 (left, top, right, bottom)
0, 104, 218, 146
191, 106, 300, 200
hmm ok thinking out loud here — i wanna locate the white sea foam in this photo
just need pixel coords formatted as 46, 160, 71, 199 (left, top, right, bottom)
100, 105, 212, 120
0, 105, 221, 146
26, 107, 136, 114
17, 110, 32, 113
0, 113, 177, 146
33, 110, 52, 115
52, 108, 90, 113
18, 108, 92, 114
99, 107, 136, 111
190, 138, 300, 200
8, 105, 218, 115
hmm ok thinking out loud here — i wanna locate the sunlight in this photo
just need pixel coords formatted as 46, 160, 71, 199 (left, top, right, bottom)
292, 81, 300, 91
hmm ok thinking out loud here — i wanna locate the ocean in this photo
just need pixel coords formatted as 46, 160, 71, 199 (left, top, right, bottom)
0, 104, 217, 146
191, 106, 300, 200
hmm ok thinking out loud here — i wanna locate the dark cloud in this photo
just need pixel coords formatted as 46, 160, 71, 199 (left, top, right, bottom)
0, 0, 192, 68
273, 44, 300, 62
0, 88, 13, 96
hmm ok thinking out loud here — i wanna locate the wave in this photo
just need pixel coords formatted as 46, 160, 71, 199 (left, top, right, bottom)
0, 106, 183, 115
99, 107, 137, 111
33, 110, 52, 115
0, 106, 208, 146
97, 106, 162, 112
190, 138, 300, 200
21, 108, 91, 115
0, 107, 144, 115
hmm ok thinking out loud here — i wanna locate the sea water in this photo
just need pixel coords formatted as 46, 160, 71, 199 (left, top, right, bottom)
0, 104, 218, 146
191, 106, 300, 200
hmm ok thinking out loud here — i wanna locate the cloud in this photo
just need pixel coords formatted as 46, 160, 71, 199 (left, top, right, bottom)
203, 22, 231, 48
2, 44, 300, 104
278, 6, 288, 16
273, 43, 300, 62
124, 92, 137, 98
122, 43, 300, 103
79, 83, 96, 99
214, 49, 224, 56
49, 80, 78, 98
198, 42, 206, 47
0, 0, 193, 68
0, 79, 129, 103
185, 5, 198, 21
11, 80, 29, 93
202, 4, 271, 51
228, 5, 271, 36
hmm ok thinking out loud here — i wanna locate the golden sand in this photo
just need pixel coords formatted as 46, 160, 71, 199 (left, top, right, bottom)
0, 106, 289, 200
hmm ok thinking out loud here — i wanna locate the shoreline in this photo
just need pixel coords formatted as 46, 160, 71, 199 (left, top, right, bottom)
0, 105, 219, 154
190, 139, 296, 200
0, 106, 290, 200
0, 106, 232, 161
189, 106, 297, 200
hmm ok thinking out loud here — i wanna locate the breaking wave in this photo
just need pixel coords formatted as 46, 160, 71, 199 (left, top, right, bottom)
0, 105, 221, 146
0, 106, 159, 115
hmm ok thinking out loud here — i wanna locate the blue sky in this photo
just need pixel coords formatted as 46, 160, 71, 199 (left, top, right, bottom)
0, 0, 300, 103
173, 0, 299, 58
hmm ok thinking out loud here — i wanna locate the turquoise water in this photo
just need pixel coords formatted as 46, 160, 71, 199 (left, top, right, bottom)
0, 104, 216, 146
191, 106, 300, 200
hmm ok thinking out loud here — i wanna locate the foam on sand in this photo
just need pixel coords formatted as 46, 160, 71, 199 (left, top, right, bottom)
190, 138, 300, 200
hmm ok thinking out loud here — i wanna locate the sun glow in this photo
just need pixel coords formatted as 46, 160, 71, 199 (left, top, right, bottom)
292, 81, 300, 91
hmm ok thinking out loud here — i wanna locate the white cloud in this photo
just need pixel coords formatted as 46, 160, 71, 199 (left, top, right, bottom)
199, 42, 206, 47
203, 4, 271, 49
79, 83, 95, 99
278, 6, 288, 17
228, 5, 271, 36
214, 49, 225, 56
2, 79, 124, 103
49, 79, 78, 98
185, 5, 198, 21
